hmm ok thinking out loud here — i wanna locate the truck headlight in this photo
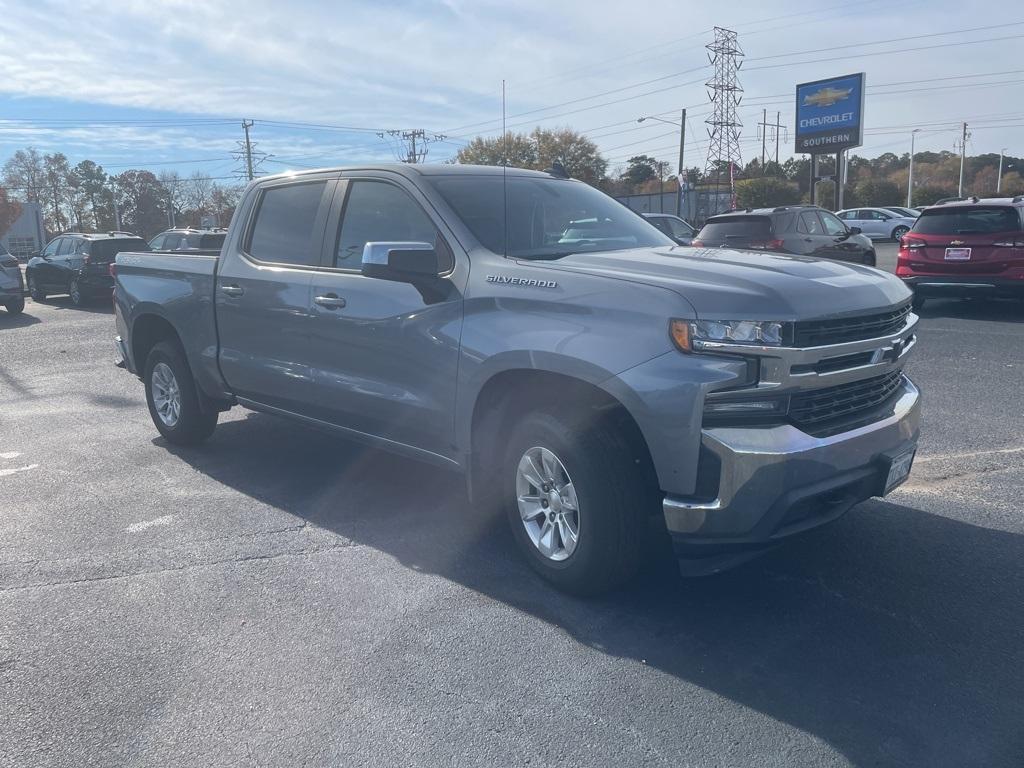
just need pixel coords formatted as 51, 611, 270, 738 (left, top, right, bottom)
671, 319, 786, 351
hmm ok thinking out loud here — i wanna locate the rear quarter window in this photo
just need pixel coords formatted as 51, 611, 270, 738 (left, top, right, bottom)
912, 206, 1023, 235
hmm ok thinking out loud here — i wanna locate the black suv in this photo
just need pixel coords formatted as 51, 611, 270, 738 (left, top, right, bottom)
693, 205, 877, 266
148, 227, 227, 252
26, 232, 150, 306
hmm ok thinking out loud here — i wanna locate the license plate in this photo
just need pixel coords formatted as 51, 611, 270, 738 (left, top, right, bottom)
944, 247, 971, 261
883, 449, 915, 494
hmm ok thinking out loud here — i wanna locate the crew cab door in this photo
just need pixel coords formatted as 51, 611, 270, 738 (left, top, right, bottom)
215, 174, 336, 413
305, 173, 466, 460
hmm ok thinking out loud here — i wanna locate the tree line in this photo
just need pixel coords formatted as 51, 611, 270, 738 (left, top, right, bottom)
456, 129, 1024, 211
0, 147, 244, 240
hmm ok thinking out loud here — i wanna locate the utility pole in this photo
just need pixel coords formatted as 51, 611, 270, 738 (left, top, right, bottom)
677, 108, 686, 217
242, 120, 255, 181
907, 129, 921, 207
997, 147, 1007, 193
957, 122, 969, 197
761, 108, 767, 168
775, 111, 782, 163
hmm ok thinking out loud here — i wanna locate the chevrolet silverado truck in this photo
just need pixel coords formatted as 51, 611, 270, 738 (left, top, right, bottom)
114, 164, 920, 594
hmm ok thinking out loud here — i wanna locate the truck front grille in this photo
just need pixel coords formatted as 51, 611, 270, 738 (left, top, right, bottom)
789, 371, 905, 436
793, 303, 911, 347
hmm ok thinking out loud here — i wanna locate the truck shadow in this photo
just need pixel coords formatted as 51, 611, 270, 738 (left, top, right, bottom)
168, 412, 1023, 766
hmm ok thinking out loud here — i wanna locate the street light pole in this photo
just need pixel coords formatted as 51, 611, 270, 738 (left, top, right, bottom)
637, 111, 687, 218
997, 147, 1007, 194
907, 129, 921, 207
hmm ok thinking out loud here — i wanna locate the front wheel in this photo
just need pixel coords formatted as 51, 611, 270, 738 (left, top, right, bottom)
69, 278, 86, 307
891, 225, 909, 241
4, 296, 25, 315
27, 275, 46, 302
503, 410, 653, 595
144, 341, 217, 445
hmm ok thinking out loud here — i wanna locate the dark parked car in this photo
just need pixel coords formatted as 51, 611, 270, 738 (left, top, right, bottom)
693, 205, 877, 266
0, 243, 25, 316
149, 227, 227, 252
642, 213, 695, 245
897, 196, 1024, 309
26, 232, 150, 306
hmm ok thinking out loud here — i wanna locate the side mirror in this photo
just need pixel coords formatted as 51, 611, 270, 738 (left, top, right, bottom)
848, 226, 862, 235
361, 242, 440, 282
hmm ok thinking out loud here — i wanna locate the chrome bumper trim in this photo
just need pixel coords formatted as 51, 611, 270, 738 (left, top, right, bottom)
663, 377, 921, 538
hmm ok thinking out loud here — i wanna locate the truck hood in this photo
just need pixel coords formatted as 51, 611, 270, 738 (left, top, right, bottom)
540, 246, 910, 319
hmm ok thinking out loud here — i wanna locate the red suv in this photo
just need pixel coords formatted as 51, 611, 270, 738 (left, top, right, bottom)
897, 197, 1024, 309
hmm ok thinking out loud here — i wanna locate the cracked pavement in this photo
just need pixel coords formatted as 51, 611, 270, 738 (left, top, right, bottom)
2, 244, 1023, 767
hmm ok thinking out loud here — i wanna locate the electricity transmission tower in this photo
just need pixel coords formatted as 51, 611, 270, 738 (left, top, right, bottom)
703, 27, 744, 215
377, 129, 447, 163
232, 119, 270, 181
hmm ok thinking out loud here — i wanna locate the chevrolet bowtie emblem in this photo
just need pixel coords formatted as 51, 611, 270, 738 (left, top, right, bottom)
950, 240, 965, 246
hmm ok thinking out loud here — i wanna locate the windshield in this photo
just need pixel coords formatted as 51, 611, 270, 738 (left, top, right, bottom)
426, 175, 672, 258
912, 206, 1022, 235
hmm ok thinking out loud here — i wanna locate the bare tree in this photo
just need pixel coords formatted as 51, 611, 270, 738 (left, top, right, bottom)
185, 172, 214, 224
158, 171, 188, 228
3, 148, 46, 204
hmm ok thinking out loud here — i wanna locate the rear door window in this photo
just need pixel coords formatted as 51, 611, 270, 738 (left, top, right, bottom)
57, 238, 76, 256
247, 181, 330, 266
667, 218, 694, 239
913, 206, 1023, 234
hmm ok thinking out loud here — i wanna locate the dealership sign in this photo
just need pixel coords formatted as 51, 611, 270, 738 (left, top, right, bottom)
795, 73, 865, 154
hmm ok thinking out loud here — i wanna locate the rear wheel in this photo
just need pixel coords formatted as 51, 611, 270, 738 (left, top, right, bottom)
144, 341, 217, 445
4, 296, 25, 315
503, 410, 652, 595
891, 225, 909, 241
27, 275, 46, 302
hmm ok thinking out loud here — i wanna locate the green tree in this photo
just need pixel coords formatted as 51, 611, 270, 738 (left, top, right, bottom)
912, 185, 954, 206
735, 177, 800, 208
42, 152, 74, 233
454, 127, 607, 186
454, 132, 538, 168
851, 179, 901, 206
112, 170, 168, 237
621, 155, 659, 186
72, 160, 112, 230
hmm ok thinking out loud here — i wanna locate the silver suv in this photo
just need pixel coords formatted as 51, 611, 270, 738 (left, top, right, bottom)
0, 243, 25, 316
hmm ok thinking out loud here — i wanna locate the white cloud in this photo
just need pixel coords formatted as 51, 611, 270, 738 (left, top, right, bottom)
0, 0, 1020, 168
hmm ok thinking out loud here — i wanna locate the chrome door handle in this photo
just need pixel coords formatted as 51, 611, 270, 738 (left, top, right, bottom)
314, 294, 346, 309
220, 284, 244, 297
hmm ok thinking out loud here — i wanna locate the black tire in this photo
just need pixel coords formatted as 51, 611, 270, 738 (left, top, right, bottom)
27, 275, 46, 302
5, 296, 25, 315
144, 340, 217, 445
69, 278, 86, 307
911, 294, 926, 312
503, 410, 653, 595
891, 225, 909, 241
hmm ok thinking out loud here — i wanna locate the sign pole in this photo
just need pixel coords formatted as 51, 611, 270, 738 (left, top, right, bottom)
810, 155, 818, 206
835, 150, 844, 210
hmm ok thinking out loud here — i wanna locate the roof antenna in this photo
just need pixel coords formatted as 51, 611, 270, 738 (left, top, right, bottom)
502, 78, 509, 258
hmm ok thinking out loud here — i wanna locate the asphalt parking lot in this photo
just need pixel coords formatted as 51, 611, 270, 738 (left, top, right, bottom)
2, 244, 1022, 767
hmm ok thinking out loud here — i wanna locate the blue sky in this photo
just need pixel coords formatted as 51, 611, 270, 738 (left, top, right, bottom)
1, 0, 1022, 181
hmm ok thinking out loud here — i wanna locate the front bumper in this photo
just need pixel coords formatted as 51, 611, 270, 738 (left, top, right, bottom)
663, 376, 920, 548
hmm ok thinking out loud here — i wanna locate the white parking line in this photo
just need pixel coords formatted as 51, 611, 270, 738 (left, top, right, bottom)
0, 464, 38, 478
0, 452, 21, 459
126, 515, 174, 533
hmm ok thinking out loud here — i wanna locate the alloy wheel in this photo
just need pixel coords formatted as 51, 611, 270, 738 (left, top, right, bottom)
151, 362, 182, 427
515, 446, 581, 561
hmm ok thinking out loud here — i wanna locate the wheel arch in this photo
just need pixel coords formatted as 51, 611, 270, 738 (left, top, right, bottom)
466, 367, 659, 510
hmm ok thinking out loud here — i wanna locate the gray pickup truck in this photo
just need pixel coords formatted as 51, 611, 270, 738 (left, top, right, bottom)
114, 164, 920, 593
